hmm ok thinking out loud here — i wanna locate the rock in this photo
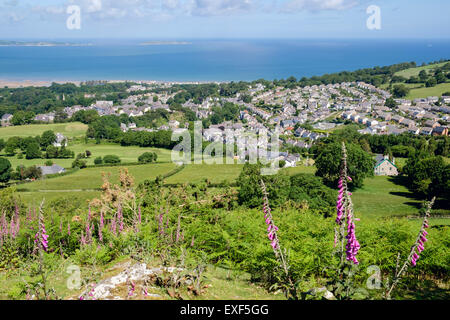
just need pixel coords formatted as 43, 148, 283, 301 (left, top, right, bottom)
79, 263, 185, 300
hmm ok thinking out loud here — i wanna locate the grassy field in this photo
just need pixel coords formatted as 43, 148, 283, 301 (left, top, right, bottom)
282, 165, 316, 175
405, 82, 450, 100
380, 82, 450, 99
352, 176, 427, 219
165, 163, 244, 184
0, 122, 87, 139
15, 162, 177, 205
0, 257, 285, 300
394, 62, 448, 78
2, 143, 174, 168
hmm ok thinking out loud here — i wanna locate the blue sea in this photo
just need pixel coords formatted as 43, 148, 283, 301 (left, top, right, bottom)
0, 39, 449, 82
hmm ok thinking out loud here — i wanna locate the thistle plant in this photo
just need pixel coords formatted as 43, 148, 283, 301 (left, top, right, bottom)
260, 179, 297, 299
386, 197, 435, 299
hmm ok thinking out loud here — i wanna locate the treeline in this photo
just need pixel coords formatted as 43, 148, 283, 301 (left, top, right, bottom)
312, 126, 448, 159
312, 126, 449, 203
0, 130, 74, 160
0, 82, 140, 118
391, 62, 450, 98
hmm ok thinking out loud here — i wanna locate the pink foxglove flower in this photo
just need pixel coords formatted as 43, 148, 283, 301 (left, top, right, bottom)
335, 143, 360, 265
35, 209, 49, 252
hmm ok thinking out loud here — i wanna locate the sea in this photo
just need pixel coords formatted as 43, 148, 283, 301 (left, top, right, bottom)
0, 39, 449, 82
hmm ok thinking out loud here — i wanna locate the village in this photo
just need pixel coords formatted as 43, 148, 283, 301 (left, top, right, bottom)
2, 80, 448, 172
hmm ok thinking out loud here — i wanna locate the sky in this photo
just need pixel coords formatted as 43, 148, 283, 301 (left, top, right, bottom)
1, 0, 450, 40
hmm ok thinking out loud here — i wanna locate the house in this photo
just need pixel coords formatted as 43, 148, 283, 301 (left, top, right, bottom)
53, 133, 67, 147
432, 126, 448, 136
424, 120, 440, 128
408, 126, 420, 135
1, 113, 13, 127
283, 154, 300, 167
374, 155, 398, 176
420, 127, 434, 135
37, 164, 66, 176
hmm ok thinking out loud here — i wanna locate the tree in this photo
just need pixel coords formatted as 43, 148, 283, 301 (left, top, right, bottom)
26, 142, 42, 159
315, 142, 375, 189
138, 152, 156, 163
103, 154, 121, 164
0, 157, 12, 183
289, 174, 336, 215
426, 78, 437, 87
11, 111, 35, 126
385, 97, 397, 109
418, 70, 428, 82
40, 130, 56, 149
72, 159, 87, 169
237, 163, 291, 208
392, 84, 410, 98
85, 150, 92, 158
435, 72, 446, 84
403, 155, 449, 199
0, 139, 5, 153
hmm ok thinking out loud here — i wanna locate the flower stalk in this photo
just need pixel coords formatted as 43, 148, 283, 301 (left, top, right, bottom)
386, 197, 435, 299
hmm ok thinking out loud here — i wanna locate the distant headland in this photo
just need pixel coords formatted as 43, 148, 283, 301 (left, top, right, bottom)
0, 40, 92, 47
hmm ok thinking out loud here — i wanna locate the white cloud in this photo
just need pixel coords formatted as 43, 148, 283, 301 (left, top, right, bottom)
187, 0, 254, 16
281, 0, 359, 13
4, 0, 365, 22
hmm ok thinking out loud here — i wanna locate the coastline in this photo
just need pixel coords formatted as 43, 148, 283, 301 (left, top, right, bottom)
0, 79, 224, 88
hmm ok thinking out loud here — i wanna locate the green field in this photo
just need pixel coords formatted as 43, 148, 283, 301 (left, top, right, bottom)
352, 175, 426, 219
282, 165, 316, 175
15, 162, 177, 205
381, 82, 450, 99
165, 163, 244, 184
405, 82, 450, 100
1, 143, 174, 168
394, 62, 448, 78
0, 122, 87, 139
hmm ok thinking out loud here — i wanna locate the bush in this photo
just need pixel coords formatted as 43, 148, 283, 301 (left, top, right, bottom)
72, 159, 87, 169
94, 157, 103, 165
138, 152, 157, 164
103, 154, 121, 164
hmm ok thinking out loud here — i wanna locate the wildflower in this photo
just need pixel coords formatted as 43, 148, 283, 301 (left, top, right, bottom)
260, 180, 283, 260
387, 197, 435, 298
335, 143, 360, 265
98, 223, 103, 243
110, 213, 117, 236
128, 281, 135, 297
99, 211, 104, 243
35, 208, 49, 252
117, 205, 124, 234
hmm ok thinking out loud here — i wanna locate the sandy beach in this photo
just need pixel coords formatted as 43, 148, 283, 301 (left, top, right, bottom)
0, 79, 82, 88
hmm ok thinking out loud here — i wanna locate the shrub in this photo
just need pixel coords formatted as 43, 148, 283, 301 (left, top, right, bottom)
72, 159, 87, 169
138, 152, 157, 164
94, 157, 103, 165
103, 154, 121, 164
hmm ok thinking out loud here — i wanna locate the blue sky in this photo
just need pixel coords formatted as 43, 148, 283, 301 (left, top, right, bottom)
1, 0, 449, 39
